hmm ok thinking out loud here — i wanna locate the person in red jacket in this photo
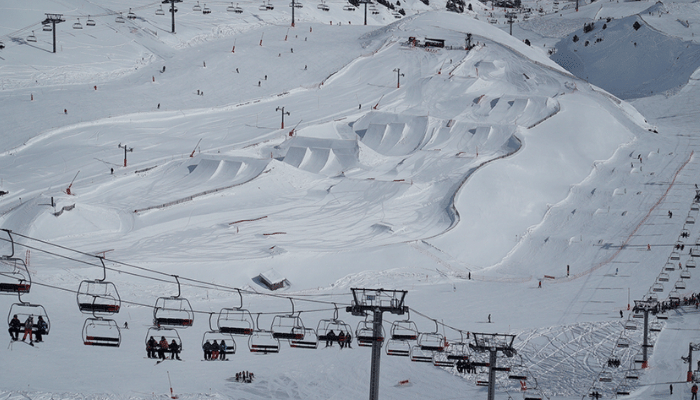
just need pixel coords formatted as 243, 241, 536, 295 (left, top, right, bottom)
692, 383, 698, 400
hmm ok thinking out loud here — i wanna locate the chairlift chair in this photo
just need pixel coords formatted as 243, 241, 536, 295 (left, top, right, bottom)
193, 1, 203, 11
0, 41, 5, 50
86, 16, 96, 26
687, 259, 696, 269
656, 310, 668, 320
356, 317, 385, 347
115, 13, 126, 23
249, 314, 280, 354
386, 338, 411, 356
318, 1, 330, 11
617, 338, 630, 348
390, 316, 419, 341
692, 246, 700, 257
343, 4, 356, 11
227, 2, 236, 11
681, 269, 691, 279
624, 321, 637, 330
217, 291, 255, 335
508, 364, 529, 380
616, 384, 632, 395
153, 275, 194, 328
393, 11, 401, 18
234, 3, 244, 12
27, 31, 38, 42
599, 371, 612, 382
658, 272, 669, 282
649, 321, 662, 332
7, 293, 51, 337
270, 298, 305, 340
0, 258, 31, 294
632, 310, 643, 318
203, 4, 212, 14
266, 1, 275, 10
675, 279, 686, 290
145, 326, 182, 355
446, 336, 470, 361
652, 283, 664, 292
290, 1, 303, 7
202, 313, 236, 357
317, 305, 352, 345
625, 369, 639, 379
671, 252, 681, 261
43, 23, 52, 32
410, 344, 434, 362
687, 216, 696, 224
692, 203, 700, 212
664, 262, 676, 271
83, 317, 121, 347
127, 9, 137, 20
432, 352, 455, 367
669, 290, 681, 300
644, 292, 658, 302
76, 257, 121, 315
156, 6, 165, 15
290, 326, 319, 349
417, 320, 446, 352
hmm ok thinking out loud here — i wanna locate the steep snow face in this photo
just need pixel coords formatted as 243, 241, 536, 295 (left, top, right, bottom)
551, 12, 700, 99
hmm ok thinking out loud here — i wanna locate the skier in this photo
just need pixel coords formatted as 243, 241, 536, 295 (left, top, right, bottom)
538, 281, 542, 288
157, 103, 160, 109
147, 336, 158, 358
487, 314, 491, 323
170, 339, 181, 360
692, 383, 698, 400
326, 329, 336, 347
64, 109, 67, 114
158, 336, 169, 360
619, 310, 623, 318
219, 340, 227, 360
670, 384, 673, 395
567, 264, 570, 276
8, 314, 20, 341
338, 331, 346, 349
110, 168, 114, 175
35, 316, 47, 342
669, 210, 673, 218
21, 315, 33, 344
236, 68, 239, 73
203, 340, 213, 360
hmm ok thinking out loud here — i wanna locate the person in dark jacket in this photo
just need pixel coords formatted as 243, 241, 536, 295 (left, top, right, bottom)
8, 314, 20, 341
219, 340, 228, 360
211, 340, 220, 360
147, 336, 158, 358
326, 330, 336, 347
338, 331, 346, 349
203, 340, 213, 360
170, 339, 181, 360
158, 336, 169, 360
35, 316, 47, 342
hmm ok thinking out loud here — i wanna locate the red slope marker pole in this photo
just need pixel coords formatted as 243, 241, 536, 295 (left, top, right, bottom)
167, 371, 178, 399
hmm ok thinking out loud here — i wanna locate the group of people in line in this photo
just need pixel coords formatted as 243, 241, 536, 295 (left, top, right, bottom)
203, 339, 228, 360
324, 330, 352, 349
146, 336, 181, 360
8, 314, 48, 345
235, 371, 254, 383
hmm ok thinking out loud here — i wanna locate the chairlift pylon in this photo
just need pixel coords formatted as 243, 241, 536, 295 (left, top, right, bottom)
153, 275, 194, 328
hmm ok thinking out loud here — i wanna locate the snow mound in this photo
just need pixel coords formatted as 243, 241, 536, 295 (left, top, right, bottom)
279, 136, 359, 175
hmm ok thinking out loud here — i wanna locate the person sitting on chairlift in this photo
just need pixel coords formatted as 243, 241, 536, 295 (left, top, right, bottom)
203, 339, 213, 360
345, 331, 352, 348
147, 336, 158, 358
170, 339, 181, 360
35, 316, 47, 342
22, 316, 34, 344
219, 340, 227, 360
8, 314, 21, 341
158, 336, 169, 360
325, 329, 336, 347
211, 340, 220, 360
338, 331, 346, 349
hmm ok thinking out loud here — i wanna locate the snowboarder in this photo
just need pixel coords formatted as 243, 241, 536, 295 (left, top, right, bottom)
304, 65, 307, 70
692, 383, 698, 400
147, 336, 158, 358
203, 61, 206, 67
34, 316, 47, 342
162, 66, 166, 73
203, 340, 212, 360
21, 315, 33, 344
326, 329, 336, 347
169, 339, 181, 360
8, 314, 20, 341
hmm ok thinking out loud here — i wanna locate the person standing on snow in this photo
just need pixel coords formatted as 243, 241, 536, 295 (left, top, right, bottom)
692, 383, 698, 400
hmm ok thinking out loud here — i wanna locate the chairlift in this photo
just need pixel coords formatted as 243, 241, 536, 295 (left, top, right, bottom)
616, 384, 632, 395
270, 298, 305, 340
266, 1, 275, 10
290, 1, 303, 7
390, 312, 418, 340
617, 338, 630, 348
392, 11, 401, 18
664, 262, 676, 271
356, 316, 385, 347
671, 252, 681, 261
156, 6, 165, 15
446, 333, 470, 361
643, 292, 658, 302
681, 269, 691, 279
687, 216, 696, 225
317, 305, 352, 345
218, 289, 255, 335
508, 365, 529, 380
386, 338, 411, 356
7, 292, 51, 338
692, 246, 700, 257
259, 1, 269, 10
86, 16, 96, 26
193, 1, 203, 11
669, 290, 680, 300
27, 31, 38, 42
202, 313, 236, 357
115, 13, 126, 23
83, 317, 121, 347
145, 326, 182, 356
692, 203, 700, 212
417, 320, 445, 352
675, 279, 686, 290
203, 4, 212, 14
624, 321, 637, 330
77, 257, 121, 315
318, 1, 330, 11
289, 318, 318, 349
127, 9, 137, 20
43, 23, 52, 32
249, 313, 280, 354
687, 259, 696, 268
649, 321, 662, 332
652, 283, 664, 292
153, 275, 194, 328
657, 272, 669, 282
410, 344, 434, 362
433, 352, 455, 367
632, 310, 643, 319
655, 310, 668, 320
343, 4, 356, 11
0, 230, 31, 294
0, 41, 5, 50
625, 369, 639, 379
